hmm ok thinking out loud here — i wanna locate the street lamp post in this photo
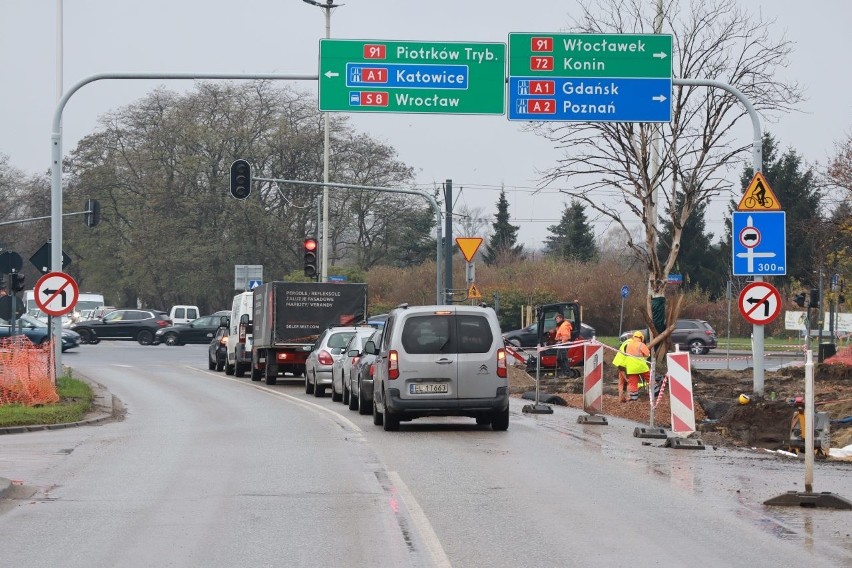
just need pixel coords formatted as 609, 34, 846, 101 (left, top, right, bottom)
303, 0, 341, 282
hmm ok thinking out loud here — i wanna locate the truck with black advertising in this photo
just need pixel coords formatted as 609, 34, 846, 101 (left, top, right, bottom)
249, 282, 368, 385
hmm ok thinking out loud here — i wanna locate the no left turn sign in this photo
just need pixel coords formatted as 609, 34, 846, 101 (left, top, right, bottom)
738, 281, 781, 325
34, 272, 80, 317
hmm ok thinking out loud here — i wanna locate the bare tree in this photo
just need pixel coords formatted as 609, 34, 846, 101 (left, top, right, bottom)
535, 0, 802, 347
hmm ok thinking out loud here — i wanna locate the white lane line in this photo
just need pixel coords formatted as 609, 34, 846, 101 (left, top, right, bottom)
184, 366, 362, 433
388, 471, 452, 568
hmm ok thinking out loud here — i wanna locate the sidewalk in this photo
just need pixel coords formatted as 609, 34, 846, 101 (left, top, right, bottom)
0, 374, 117, 499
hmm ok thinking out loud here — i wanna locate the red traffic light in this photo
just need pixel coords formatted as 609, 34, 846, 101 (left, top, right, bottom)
304, 238, 318, 252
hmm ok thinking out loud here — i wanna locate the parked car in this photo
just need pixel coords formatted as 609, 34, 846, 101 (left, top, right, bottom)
0, 314, 81, 351
208, 324, 230, 371
154, 312, 230, 346
502, 321, 595, 348
368, 304, 509, 431
304, 326, 366, 397
329, 327, 378, 404
619, 319, 718, 354
69, 309, 172, 345
349, 328, 382, 415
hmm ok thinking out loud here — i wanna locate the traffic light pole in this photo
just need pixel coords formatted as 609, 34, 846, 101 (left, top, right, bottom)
49, 72, 316, 377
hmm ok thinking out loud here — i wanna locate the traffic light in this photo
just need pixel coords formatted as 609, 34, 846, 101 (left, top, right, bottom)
10, 272, 25, 293
303, 238, 318, 280
229, 159, 252, 200
85, 199, 101, 227
793, 292, 806, 307
809, 288, 820, 308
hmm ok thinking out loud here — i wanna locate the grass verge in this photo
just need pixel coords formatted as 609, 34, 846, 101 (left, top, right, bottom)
0, 376, 94, 427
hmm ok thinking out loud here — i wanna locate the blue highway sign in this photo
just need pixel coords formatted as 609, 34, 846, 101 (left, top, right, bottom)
732, 212, 786, 276
508, 77, 671, 122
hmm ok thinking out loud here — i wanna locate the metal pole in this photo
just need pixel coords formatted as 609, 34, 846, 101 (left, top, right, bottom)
50, 72, 317, 377
726, 280, 732, 370
321, 8, 331, 283
444, 179, 453, 304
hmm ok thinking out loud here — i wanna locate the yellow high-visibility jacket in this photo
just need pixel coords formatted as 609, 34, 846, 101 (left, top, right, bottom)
623, 337, 650, 375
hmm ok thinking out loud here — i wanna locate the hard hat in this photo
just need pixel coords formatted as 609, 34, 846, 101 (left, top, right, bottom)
738, 394, 751, 405
633, 330, 644, 340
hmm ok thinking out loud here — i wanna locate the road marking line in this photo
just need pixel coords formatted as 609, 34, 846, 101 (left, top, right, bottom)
388, 470, 452, 568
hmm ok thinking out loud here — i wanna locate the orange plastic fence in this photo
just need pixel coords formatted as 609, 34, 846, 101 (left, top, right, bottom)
0, 336, 59, 406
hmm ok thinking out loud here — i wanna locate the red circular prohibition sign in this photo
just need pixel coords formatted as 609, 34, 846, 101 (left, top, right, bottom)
738, 281, 782, 325
34, 272, 80, 317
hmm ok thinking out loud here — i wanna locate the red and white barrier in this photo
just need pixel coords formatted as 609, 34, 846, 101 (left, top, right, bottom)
667, 351, 696, 434
583, 343, 604, 414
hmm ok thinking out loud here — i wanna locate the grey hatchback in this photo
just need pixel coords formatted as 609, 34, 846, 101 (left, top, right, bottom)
619, 319, 718, 355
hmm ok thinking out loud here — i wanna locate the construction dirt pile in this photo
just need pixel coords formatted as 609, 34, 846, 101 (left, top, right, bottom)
508, 361, 852, 452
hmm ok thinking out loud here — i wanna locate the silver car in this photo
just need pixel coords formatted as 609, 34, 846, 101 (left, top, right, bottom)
349, 329, 382, 415
330, 328, 376, 404
304, 326, 367, 397
368, 304, 509, 431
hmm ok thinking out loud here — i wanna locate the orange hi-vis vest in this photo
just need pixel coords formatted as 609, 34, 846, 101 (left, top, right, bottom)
624, 337, 650, 374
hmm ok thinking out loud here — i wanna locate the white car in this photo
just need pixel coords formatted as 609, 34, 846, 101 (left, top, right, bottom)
304, 326, 368, 397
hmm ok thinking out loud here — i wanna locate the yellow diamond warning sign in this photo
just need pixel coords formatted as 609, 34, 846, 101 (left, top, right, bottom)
737, 172, 781, 211
467, 283, 482, 300
456, 237, 483, 262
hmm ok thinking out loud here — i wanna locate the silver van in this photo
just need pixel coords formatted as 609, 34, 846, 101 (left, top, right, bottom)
367, 304, 509, 431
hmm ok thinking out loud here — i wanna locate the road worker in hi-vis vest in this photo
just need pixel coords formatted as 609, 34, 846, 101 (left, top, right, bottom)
612, 339, 629, 403
623, 331, 650, 401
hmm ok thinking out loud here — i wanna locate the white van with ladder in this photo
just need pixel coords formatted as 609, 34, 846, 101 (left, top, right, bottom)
225, 292, 253, 377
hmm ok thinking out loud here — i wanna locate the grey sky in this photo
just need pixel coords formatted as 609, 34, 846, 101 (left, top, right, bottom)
1, 0, 850, 248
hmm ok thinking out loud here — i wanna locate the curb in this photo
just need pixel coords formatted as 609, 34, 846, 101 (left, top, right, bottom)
0, 373, 116, 436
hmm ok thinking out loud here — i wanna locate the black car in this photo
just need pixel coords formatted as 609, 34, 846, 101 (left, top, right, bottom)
208, 325, 229, 371
70, 309, 172, 345
502, 321, 596, 348
154, 312, 230, 346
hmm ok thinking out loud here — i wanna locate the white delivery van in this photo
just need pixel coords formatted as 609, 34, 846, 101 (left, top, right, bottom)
169, 305, 200, 325
225, 292, 253, 377
25, 289, 105, 326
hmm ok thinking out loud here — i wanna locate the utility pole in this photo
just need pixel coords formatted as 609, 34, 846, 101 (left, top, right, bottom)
444, 179, 453, 304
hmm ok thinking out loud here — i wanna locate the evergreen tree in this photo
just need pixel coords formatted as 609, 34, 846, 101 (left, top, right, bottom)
544, 200, 598, 261
659, 195, 725, 296
481, 188, 524, 266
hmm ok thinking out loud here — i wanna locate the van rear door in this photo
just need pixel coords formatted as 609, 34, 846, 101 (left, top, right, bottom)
396, 309, 457, 401
454, 310, 502, 400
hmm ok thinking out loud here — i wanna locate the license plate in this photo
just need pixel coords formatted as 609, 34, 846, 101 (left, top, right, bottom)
410, 383, 448, 394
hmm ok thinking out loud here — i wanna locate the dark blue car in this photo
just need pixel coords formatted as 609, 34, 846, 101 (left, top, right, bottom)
0, 315, 82, 351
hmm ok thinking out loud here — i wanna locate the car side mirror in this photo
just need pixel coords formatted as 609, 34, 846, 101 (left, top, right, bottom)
363, 340, 378, 355
347, 349, 359, 357
219, 316, 229, 328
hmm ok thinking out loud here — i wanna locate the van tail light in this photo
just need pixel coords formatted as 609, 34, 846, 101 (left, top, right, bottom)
351, 356, 360, 367
318, 350, 334, 366
388, 350, 399, 380
369, 363, 375, 378
496, 348, 507, 378
238, 323, 247, 343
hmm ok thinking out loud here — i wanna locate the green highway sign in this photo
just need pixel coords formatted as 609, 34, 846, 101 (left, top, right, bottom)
318, 39, 506, 114
507, 33, 673, 122
508, 33, 672, 78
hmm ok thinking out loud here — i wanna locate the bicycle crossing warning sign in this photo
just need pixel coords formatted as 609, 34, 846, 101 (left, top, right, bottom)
737, 172, 781, 211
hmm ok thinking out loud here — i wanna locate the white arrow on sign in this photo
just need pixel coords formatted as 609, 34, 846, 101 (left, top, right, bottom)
324, 70, 339, 79
652, 95, 667, 102
652, 51, 668, 59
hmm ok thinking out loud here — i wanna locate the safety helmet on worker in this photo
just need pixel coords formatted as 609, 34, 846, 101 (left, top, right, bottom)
632, 330, 645, 340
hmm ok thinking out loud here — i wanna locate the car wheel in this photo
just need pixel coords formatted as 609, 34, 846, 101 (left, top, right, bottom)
78, 329, 94, 344
251, 353, 262, 382
475, 416, 492, 426
313, 372, 324, 397
342, 380, 350, 406
383, 403, 400, 432
372, 393, 384, 426
137, 330, 154, 345
164, 333, 179, 346
491, 408, 510, 431
358, 382, 371, 415
225, 361, 235, 375
347, 382, 358, 411
215, 357, 225, 372
235, 360, 246, 378
688, 340, 706, 355
331, 372, 342, 402
305, 372, 314, 394
208, 355, 216, 370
